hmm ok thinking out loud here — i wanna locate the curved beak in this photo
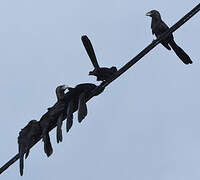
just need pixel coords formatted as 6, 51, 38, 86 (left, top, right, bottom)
146, 12, 152, 16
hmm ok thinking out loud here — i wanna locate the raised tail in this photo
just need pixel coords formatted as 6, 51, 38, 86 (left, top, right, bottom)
169, 39, 192, 64
81, 35, 100, 69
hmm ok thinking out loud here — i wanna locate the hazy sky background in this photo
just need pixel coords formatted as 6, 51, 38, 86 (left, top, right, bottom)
0, 0, 200, 179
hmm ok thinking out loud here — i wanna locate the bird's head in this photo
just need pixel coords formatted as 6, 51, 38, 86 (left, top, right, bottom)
146, 10, 161, 18
56, 85, 72, 99
56, 85, 71, 93
61, 85, 70, 90
110, 66, 117, 73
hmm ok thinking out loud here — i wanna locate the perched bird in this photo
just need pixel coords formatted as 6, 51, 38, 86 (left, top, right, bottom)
55, 85, 69, 143
65, 83, 104, 132
81, 35, 117, 81
65, 97, 77, 132
18, 120, 41, 176
39, 102, 65, 157
40, 83, 104, 155
146, 10, 192, 64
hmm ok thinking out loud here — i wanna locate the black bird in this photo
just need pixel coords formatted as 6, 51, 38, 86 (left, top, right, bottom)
65, 83, 104, 132
39, 83, 104, 154
18, 120, 41, 176
65, 96, 77, 132
81, 35, 117, 81
55, 85, 68, 143
146, 10, 192, 64
39, 102, 66, 157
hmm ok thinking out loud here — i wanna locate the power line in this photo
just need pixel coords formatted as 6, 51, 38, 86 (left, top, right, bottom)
89, 3, 200, 96
0, 3, 200, 175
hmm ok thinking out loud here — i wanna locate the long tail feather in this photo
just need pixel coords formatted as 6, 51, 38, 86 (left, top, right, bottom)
81, 35, 100, 69
43, 131, 53, 157
56, 114, 63, 143
66, 114, 73, 132
19, 144, 25, 176
66, 100, 74, 132
25, 149, 30, 159
78, 92, 88, 123
169, 39, 192, 64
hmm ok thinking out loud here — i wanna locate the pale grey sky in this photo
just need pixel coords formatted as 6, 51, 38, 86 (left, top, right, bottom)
0, 0, 200, 179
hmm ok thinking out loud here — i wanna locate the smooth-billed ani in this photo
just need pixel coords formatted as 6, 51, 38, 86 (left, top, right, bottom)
18, 120, 41, 176
146, 10, 192, 64
81, 35, 117, 81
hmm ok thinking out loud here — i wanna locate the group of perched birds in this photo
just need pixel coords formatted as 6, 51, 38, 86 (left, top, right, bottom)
17, 35, 117, 176
17, 10, 192, 176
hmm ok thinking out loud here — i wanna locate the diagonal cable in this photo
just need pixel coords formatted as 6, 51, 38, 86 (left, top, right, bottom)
0, 3, 200, 175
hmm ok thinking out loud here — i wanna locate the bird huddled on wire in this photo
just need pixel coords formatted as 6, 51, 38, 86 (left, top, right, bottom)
39, 83, 103, 157
39, 101, 66, 157
55, 85, 69, 143
81, 35, 117, 81
146, 10, 192, 64
65, 83, 104, 132
16, 82, 104, 176
18, 120, 41, 176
